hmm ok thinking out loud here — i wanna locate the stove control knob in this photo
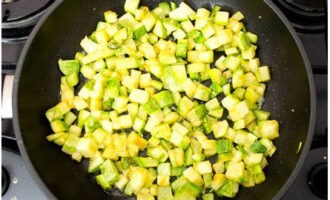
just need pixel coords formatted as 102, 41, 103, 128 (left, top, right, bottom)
2, 166, 10, 196
308, 163, 327, 199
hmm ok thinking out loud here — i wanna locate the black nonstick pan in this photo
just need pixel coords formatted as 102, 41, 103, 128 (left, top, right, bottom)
13, 0, 316, 199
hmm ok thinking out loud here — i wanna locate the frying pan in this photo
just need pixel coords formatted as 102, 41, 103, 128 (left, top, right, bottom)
13, 0, 316, 199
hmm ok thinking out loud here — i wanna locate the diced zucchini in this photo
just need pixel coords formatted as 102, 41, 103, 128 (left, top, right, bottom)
193, 84, 211, 101
245, 87, 260, 104
187, 104, 208, 127
216, 139, 232, 154
45, 101, 71, 122
80, 36, 98, 53
158, 186, 174, 200
58, 59, 80, 76
237, 32, 251, 51
244, 152, 263, 166
50, 119, 68, 133
104, 11, 117, 23
148, 145, 169, 162
211, 173, 226, 191
250, 140, 267, 153
195, 161, 212, 174
228, 101, 249, 121
176, 39, 188, 58
46, 3, 279, 199
246, 32, 258, 43
163, 64, 187, 92
133, 156, 159, 167
96, 174, 111, 190
205, 98, 220, 111
214, 11, 229, 25
258, 120, 279, 139
208, 108, 224, 119
153, 20, 167, 39
142, 99, 160, 115
209, 82, 222, 98
233, 130, 248, 145
242, 46, 256, 59
62, 134, 79, 155
254, 110, 270, 121
163, 18, 180, 34
133, 25, 147, 40
232, 68, 245, 89
225, 161, 245, 181
115, 58, 138, 69
158, 175, 170, 186
129, 89, 150, 104
212, 120, 229, 138
169, 148, 185, 167
152, 6, 167, 20
129, 167, 148, 192
76, 136, 98, 158
88, 151, 104, 173
216, 179, 239, 198
221, 95, 239, 110
259, 138, 277, 157
158, 162, 171, 176
124, 0, 140, 14
174, 181, 202, 198
256, 66, 271, 82
183, 167, 204, 187
169, 2, 196, 21
173, 29, 187, 40
188, 30, 205, 43
223, 56, 240, 71
80, 47, 114, 65
84, 116, 101, 133
250, 165, 266, 184
203, 193, 214, 200
133, 117, 146, 132
153, 90, 175, 108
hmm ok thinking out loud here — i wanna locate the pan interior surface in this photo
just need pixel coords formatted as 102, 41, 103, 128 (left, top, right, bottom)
13, 0, 314, 199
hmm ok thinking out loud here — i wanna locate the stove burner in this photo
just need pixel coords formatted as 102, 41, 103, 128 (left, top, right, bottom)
308, 163, 328, 198
284, 0, 325, 15
275, 0, 326, 32
2, 0, 54, 38
283, 147, 328, 200
2, 167, 10, 195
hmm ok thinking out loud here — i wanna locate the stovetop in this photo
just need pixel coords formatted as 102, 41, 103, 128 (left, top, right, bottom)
1, 0, 328, 199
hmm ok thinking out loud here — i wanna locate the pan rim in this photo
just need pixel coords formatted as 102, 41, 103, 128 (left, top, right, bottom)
261, 0, 316, 199
13, 0, 64, 199
12, 0, 317, 199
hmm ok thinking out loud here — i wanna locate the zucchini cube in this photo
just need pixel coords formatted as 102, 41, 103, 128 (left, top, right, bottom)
216, 179, 239, 198
258, 120, 279, 139
183, 167, 204, 187
229, 101, 249, 121
148, 145, 169, 163
195, 161, 212, 174
212, 120, 229, 138
211, 173, 226, 190
50, 120, 68, 133
129, 89, 150, 104
169, 148, 185, 167
76, 136, 98, 158
153, 90, 175, 108
215, 11, 229, 25
158, 186, 173, 200
256, 66, 271, 82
